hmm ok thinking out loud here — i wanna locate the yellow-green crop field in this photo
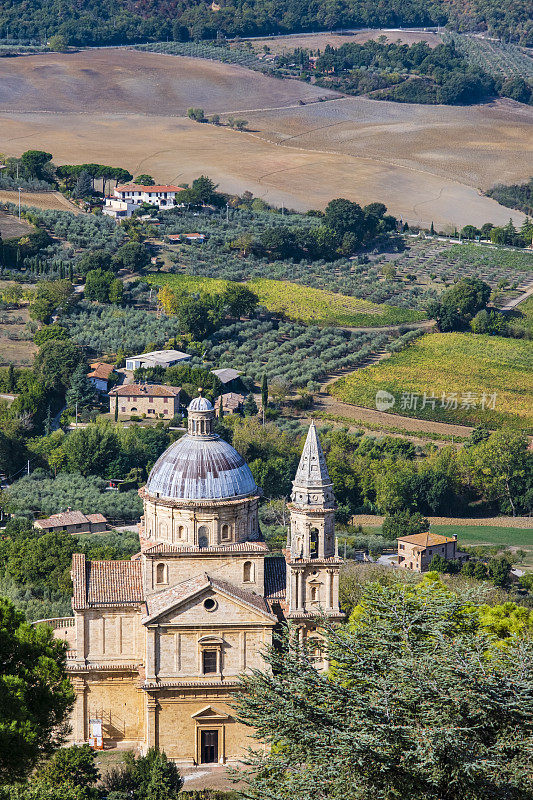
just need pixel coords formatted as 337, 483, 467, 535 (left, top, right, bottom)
146, 274, 424, 328
329, 332, 533, 431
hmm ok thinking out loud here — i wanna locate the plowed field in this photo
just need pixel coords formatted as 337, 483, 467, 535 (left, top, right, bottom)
0, 49, 530, 227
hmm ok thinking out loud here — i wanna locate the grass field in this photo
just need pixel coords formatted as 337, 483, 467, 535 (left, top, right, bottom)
0, 49, 530, 227
329, 332, 533, 430
433, 524, 533, 569
146, 274, 424, 327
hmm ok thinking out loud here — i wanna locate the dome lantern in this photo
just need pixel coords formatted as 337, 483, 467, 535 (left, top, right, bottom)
187, 389, 215, 437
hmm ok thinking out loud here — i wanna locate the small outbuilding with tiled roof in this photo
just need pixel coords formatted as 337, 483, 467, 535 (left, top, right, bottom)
35, 510, 107, 535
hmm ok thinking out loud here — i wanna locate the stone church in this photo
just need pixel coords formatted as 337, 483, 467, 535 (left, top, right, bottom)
48, 394, 343, 765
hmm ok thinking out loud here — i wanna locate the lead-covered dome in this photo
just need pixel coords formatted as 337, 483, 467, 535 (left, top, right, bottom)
145, 434, 258, 501
144, 392, 258, 502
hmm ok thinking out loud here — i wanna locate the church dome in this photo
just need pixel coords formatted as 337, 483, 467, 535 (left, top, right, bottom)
145, 435, 258, 501
145, 392, 258, 502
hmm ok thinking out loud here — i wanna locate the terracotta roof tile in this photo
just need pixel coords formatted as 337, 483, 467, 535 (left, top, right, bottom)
72, 555, 144, 609
109, 384, 181, 397
116, 185, 184, 192
86, 513, 107, 524
264, 557, 286, 599
36, 510, 89, 528
397, 532, 456, 548
142, 541, 268, 555
88, 363, 115, 380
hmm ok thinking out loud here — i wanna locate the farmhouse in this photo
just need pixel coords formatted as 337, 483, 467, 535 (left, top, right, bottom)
103, 185, 185, 219
215, 392, 246, 416
40, 396, 343, 763
87, 362, 115, 392
125, 349, 191, 372
108, 384, 181, 419
35, 510, 107, 535
397, 532, 468, 572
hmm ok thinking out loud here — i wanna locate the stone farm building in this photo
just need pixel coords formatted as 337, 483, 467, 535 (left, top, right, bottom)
35, 510, 107, 535
41, 395, 343, 764
108, 384, 181, 419
397, 532, 468, 572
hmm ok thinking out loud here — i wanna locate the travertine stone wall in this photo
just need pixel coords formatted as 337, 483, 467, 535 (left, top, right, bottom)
83, 609, 144, 664
142, 496, 260, 547
155, 690, 255, 765
144, 554, 265, 597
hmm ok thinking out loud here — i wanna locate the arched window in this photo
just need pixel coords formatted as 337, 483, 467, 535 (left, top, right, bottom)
310, 586, 318, 602
198, 525, 209, 548
243, 561, 254, 582
178, 525, 185, 539
156, 563, 167, 584
310, 528, 319, 559
221, 524, 230, 540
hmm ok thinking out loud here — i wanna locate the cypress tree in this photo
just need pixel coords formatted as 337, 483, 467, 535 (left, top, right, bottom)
7, 363, 15, 392
219, 395, 224, 419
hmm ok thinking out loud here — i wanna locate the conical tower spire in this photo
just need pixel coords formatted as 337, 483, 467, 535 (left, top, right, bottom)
291, 421, 334, 509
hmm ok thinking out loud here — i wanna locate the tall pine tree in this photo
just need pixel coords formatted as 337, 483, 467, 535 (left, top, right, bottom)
65, 363, 98, 413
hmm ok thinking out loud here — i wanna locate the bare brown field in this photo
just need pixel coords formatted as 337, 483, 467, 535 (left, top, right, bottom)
0, 305, 36, 366
0, 49, 530, 227
0, 49, 336, 115
0, 211, 33, 238
248, 28, 442, 54
0, 190, 82, 213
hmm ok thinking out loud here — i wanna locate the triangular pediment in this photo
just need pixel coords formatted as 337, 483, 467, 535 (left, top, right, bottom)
191, 705, 230, 721
142, 574, 276, 625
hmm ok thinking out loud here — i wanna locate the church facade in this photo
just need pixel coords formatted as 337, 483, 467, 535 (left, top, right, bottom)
46, 395, 342, 765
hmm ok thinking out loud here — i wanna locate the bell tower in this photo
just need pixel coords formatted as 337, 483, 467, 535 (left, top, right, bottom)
286, 422, 342, 620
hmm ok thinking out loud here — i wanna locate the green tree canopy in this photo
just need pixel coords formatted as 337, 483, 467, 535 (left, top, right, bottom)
34, 339, 83, 391
0, 599, 74, 783
235, 577, 533, 800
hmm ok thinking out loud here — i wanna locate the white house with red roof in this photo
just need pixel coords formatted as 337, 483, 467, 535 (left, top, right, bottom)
103, 184, 185, 219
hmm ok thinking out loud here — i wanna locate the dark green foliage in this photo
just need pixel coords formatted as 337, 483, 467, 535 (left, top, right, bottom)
20, 150, 53, 180
1, 0, 529, 47
382, 510, 429, 539
134, 174, 155, 185
165, 364, 222, 399
35, 745, 99, 797
486, 178, 533, 215
101, 747, 183, 800
223, 283, 258, 317
77, 249, 113, 275
314, 40, 497, 105
33, 324, 70, 346
235, 579, 533, 800
84, 267, 117, 302
65, 362, 98, 412
470, 308, 509, 336
428, 276, 491, 331
72, 170, 93, 199
243, 393, 258, 416
0, 598, 74, 782
112, 241, 150, 271
33, 339, 83, 391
